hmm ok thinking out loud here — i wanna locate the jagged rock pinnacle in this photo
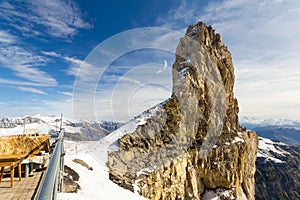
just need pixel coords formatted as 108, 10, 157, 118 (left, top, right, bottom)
107, 22, 258, 200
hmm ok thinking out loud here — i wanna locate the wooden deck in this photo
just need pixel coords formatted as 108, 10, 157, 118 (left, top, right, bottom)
0, 169, 44, 200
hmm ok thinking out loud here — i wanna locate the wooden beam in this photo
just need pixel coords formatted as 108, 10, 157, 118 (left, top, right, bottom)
10, 166, 14, 187
0, 167, 4, 182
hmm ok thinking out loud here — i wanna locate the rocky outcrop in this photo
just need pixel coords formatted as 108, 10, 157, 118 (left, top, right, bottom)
108, 22, 258, 199
63, 165, 80, 193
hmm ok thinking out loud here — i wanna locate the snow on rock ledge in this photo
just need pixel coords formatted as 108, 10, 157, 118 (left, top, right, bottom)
257, 137, 291, 163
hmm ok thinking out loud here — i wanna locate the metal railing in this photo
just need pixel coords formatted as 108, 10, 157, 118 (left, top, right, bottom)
37, 129, 65, 200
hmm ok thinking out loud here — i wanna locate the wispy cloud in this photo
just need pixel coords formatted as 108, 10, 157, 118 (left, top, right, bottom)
118, 76, 141, 84
0, 32, 56, 88
0, 0, 92, 39
18, 86, 47, 95
95, 81, 171, 121
0, 30, 15, 44
0, 98, 73, 118
42, 98, 73, 118
155, 0, 300, 120
70, 28, 179, 120
41, 51, 61, 57
0, 102, 8, 106
0, 45, 57, 86
59, 91, 73, 97
0, 78, 52, 87
156, 0, 300, 58
156, 0, 198, 30
41, 51, 94, 78
92, 63, 172, 121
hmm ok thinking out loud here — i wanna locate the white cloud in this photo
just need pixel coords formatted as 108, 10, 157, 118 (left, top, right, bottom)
71, 27, 181, 121
42, 98, 73, 118
59, 92, 73, 97
18, 87, 47, 95
0, 30, 15, 44
0, 0, 92, 39
0, 99, 73, 118
95, 82, 171, 122
93, 63, 172, 121
118, 76, 141, 84
156, 0, 300, 120
0, 46, 57, 86
41, 51, 61, 57
41, 51, 95, 78
0, 78, 53, 87
0, 102, 8, 106
64, 57, 95, 77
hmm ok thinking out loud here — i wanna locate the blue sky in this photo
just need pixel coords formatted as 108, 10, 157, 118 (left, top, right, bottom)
0, 0, 299, 122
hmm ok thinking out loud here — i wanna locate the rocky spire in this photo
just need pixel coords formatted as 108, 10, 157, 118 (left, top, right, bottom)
108, 22, 258, 200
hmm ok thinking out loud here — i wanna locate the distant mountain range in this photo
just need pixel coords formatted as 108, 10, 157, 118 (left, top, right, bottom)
240, 117, 300, 146
0, 115, 123, 141
1, 115, 298, 146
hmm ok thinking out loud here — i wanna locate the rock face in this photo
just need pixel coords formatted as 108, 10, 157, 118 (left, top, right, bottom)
63, 165, 80, 193
108, 22, 258, 199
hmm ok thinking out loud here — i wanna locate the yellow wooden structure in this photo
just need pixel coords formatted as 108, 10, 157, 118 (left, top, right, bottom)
24, 129, 37, 137
0, 134, 49, 188
0, 156, 23, 187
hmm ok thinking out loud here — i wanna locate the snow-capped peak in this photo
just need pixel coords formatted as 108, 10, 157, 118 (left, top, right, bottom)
240, 116, 300, 127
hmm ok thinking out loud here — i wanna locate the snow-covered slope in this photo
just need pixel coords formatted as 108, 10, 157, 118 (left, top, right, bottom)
58, 141, 146, 200
257, 137, 290, 163
255, 137, 300, 199
58, 109, 157, 199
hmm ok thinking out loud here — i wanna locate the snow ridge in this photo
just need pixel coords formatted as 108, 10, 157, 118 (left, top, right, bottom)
257, 137, 290, 163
